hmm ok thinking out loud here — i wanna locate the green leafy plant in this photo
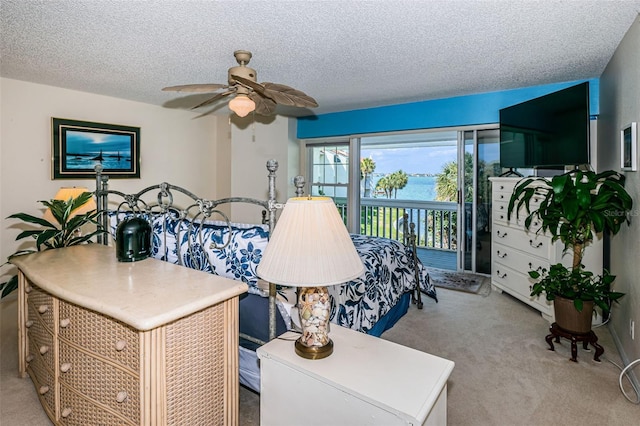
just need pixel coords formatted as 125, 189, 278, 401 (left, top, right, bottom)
508, 169, 633, 312
529, 263, 624, 314
0, 192, 105, 298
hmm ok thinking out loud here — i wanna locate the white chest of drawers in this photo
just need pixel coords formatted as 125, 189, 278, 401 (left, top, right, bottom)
13, 244, 247, 426
489, 177, 603, 320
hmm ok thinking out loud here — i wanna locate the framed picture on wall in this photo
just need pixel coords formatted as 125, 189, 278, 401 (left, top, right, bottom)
52, 118, 140, 179
620, 122, 638, 172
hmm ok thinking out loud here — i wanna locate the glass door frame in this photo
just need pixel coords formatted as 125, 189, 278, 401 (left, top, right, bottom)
457, 126, 500, 274
458, 130, 477, 273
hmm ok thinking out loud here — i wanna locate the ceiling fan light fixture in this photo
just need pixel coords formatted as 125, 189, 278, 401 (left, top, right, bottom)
229, 94, 255, 117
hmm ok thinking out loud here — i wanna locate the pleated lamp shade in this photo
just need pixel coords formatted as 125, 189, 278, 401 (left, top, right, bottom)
257, 197, 364, 287
43, 187, 96, 225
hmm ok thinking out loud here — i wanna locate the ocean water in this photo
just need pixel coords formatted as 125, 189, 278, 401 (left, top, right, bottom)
65, 152, 132, 171
368, 175, 437, 201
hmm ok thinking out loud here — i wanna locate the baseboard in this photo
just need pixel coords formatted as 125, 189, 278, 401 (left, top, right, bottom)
608, 323, 640, 398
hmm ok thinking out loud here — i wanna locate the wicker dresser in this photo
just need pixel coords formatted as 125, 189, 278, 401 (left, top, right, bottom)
12, 244, 247, 426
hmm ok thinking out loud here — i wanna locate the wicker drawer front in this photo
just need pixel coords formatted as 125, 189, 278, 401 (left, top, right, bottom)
26, 308, 55, 372
165, 304, 226, 426
59, 384, 136, 426
27, 357, 56, 416
59, 342, 140, 421
26, 284, 54, 330
59, 300, 139, 371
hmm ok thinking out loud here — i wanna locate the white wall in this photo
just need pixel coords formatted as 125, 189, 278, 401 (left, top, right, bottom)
0, 78, 221, 281
598, 16, 640, 365
229, 114, 299, 223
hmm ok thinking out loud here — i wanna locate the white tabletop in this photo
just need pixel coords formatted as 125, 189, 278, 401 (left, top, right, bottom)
257, 325, 455, 422
11, 244, 248, 331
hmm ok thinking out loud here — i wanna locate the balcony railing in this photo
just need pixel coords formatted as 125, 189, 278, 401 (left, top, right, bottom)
336, 198, 458, 251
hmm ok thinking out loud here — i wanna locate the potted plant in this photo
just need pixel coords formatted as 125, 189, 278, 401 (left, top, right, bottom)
0, 191, 105, 298
507, 169, 632, 333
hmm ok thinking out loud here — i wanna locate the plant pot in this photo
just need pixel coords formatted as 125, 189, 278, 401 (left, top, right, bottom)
554, 296, 594, 334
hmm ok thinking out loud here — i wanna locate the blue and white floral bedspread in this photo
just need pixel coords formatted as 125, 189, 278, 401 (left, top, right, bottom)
108, 212, 436, 333
331, 234, 437, 333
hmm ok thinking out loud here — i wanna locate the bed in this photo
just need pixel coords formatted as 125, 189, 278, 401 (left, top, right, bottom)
93, 160, 437, 392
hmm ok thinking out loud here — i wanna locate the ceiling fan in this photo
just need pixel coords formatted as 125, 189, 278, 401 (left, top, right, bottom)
162, 50, 318, 117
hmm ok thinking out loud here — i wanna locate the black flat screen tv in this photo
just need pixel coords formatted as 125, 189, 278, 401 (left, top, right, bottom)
499, 82, 590, 170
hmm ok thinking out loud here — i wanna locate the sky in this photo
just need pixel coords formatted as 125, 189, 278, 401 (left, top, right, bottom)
361, 146, 457, 175
66, 130, 132, 154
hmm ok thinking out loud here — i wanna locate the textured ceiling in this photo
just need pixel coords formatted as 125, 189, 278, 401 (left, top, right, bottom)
1, 1, 639, 117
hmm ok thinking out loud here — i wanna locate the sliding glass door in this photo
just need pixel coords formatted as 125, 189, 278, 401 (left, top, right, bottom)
459, 128, 500, 274
303, 127, 499, 274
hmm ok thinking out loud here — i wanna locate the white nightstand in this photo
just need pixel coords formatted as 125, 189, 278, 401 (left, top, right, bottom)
257, 325, 455, 425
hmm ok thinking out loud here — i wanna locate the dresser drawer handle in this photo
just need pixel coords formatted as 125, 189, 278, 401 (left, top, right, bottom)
528, 263, 544, 271
26, 354, 34, 363
496, 251, 507, 259
39, 385, 50, 395
61, 408, 72, 418
60, 318, 71, 328
496, 230, 507, 238
25, 320, 34, 328
115, 340, 127, 351
529, 240, 543, 248
60, 363, 72, 373
39, 345, 49, 355
38, 305, 48, 314
25, 285, 33, 293
116, 391, 128, 403
496, 270, 507, 279
499, 185, 504, 190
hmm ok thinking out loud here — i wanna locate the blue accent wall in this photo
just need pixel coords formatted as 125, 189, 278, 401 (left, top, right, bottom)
297, 79, 599, 139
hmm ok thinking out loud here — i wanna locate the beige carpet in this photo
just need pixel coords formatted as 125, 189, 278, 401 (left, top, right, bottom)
2, 287, 639, 425
429, 267, 491, 294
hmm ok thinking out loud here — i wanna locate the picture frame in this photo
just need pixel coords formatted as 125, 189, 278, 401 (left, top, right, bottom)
620, 122, 637, 172
52, 118, 140, 179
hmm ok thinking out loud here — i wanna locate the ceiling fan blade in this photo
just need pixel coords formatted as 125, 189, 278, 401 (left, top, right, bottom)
191, 90, 235, 109
261, 82, 319, 108
162, 83, 228, 93
230, 75, 266, 94
249, 92, 277, 116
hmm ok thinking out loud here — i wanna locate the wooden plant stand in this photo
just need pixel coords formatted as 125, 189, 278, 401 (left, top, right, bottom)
545, 322, 604, 362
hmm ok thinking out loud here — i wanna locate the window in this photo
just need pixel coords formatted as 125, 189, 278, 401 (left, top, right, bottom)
308, 143, 349, 202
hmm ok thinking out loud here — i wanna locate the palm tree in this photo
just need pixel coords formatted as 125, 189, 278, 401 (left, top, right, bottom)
435, 152, 475, 202
374, 170, 409, 199
435, 161, 458, 201
360, 157, 376, 197
390, 170, 408, 198
375, 175, 393, 198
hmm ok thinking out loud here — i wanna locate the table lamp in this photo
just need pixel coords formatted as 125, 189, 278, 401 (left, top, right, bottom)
257, 196, 364, 359
43, 187, 96, 226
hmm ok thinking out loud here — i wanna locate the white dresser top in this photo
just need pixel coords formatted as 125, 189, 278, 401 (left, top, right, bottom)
11, 244, 248, 331
257, 325, 455, 423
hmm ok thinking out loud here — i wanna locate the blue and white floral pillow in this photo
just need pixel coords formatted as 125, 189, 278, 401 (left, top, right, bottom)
176, 220, 269, 295
107, 212, 269, 295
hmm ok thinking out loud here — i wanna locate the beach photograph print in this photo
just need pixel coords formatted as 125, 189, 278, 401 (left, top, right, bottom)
52, 118, 140, 179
